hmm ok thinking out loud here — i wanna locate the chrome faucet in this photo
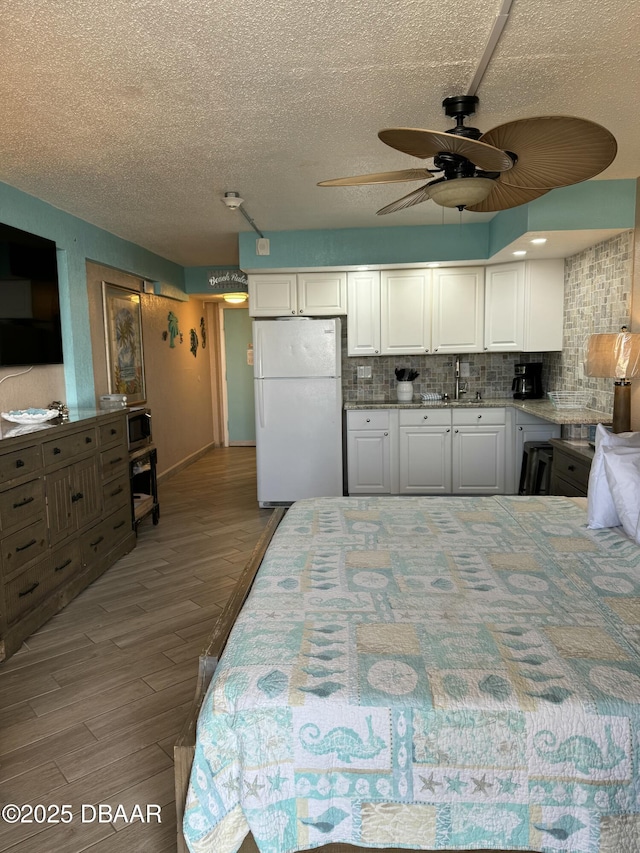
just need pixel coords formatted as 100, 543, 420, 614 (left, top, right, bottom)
454, 355, 467, 400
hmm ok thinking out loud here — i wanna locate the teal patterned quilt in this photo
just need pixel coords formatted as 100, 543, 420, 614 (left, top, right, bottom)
183, 496, 640, 853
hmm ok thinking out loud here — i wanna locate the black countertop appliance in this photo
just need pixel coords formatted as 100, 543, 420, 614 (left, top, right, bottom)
512, 362, 544, 399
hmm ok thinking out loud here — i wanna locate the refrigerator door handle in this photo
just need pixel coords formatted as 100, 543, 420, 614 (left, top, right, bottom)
257, 380, 265, 428
255, 327, 263, 378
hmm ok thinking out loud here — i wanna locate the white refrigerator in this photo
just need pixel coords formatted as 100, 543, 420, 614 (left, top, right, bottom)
253, 318, 343, 505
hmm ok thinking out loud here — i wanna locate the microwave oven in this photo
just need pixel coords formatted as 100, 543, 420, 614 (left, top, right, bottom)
127, 407, 152, 452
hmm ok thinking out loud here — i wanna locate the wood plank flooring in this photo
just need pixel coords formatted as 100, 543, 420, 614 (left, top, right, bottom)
0, 447, 272, 853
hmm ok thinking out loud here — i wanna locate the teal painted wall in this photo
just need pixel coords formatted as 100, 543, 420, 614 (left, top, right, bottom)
223, 308, 255, 443
236, 180, 636, 271
0, 181, 185, 406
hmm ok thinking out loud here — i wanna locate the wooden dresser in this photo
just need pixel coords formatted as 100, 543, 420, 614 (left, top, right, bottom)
0, 410, 136, 661
549, 438, 595, 497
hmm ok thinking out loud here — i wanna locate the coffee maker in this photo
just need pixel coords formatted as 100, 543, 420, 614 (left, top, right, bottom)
512, 362, 543, 399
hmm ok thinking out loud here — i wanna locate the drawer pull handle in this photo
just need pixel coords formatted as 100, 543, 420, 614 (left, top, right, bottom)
71, 492, 84, 503
53, 447, 62, 455
19, 581, 40, 598
568, 464, 575, 472
113, 520, 126, 530
16, 538, 37, 553
110, 486, 124, 497
16, 458, 25, 468
90, 535, 105, 548
109, 456, 123, 465
13, 496, 35, 509
85, 436, 93, 444
423, 415, 428, 420
54, 558, 73, 573
366, 418, 371, 423
110, 428, 117, 435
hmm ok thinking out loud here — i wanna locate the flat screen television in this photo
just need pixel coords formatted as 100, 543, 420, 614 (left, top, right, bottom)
0, 223, 63, 366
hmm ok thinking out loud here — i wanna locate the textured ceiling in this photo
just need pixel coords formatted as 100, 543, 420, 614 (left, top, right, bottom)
2, 0, 639, 267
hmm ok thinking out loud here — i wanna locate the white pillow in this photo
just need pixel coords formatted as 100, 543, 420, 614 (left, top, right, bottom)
602, 446, 640, 544
587, 424, 640, 529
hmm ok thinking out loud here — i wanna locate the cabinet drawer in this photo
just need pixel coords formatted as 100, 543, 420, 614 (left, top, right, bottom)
4, 540, 82, 625
103, 470, 130, 514
347, 410, 389, 430
100, 447, 128, 480
99, 417, 126, 447
0, 444, 42, 484
452, 407, 506, 426
399, 409, 451, 427
43, 428, 97, 468
81, 505, 132, 565
0, 478, 45, 532
1, 517, 48, 579
552, 450, 591, 492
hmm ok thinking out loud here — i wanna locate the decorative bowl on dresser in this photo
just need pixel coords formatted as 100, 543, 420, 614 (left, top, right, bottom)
0, 409, 137, 662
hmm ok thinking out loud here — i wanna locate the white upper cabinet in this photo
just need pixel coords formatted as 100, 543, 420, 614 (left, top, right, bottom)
347, 270, 381, 356
484, 263, 525, 352
248, 272, 347, 317
484, 260, 564, 352
380, 270, 432, 355
432, 267, 484, 354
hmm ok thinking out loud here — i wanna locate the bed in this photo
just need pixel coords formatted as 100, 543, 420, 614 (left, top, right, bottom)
178, 494, 640, 853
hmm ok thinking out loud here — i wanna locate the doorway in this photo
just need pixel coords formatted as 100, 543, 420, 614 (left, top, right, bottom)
222, 306, 256, 445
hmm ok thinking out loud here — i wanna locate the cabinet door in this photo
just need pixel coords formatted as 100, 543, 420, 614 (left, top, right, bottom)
484, 263, 525, 352
347, 431, 390, 494
432, 267, 484, 354
347, 271, 381, 356
72, 457, 102, 530
380, 270, 431, 354
523, 259, 564, 351
297, 272, 347, 315
399, 427, 452, 493
248, 274, 297, 316
46, 458, 102, 545
452, 425, 506, 494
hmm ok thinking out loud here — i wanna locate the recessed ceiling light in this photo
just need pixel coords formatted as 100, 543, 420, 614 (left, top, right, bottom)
530, 238, 547, 245
513, 250, 527, 256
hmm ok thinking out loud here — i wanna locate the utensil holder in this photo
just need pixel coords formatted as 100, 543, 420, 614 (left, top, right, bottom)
396, 381, 414, 401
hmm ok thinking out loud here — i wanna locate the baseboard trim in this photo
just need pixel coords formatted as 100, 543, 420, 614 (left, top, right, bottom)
158, 442, 219, 483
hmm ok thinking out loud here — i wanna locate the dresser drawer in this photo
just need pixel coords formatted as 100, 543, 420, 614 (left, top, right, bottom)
4, 540, 81, 625
42, 427, 97, 468
347, 410, 389, 430
103, 470, 130, 514
99, 417, 126, 448
0, 444, 42, 484
552, 449, 591, 493
81, 505, 132, 565
0, 478, 45, 532
399, 409, 451, 427
100, 447, 128, 480
1, 517, 48, 579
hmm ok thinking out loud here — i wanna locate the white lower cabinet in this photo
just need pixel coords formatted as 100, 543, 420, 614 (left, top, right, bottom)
399, 409, 452, 494
346, 410, 392, 494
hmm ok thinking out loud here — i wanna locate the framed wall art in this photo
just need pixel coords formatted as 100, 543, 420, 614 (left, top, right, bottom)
102, 281, 146, 404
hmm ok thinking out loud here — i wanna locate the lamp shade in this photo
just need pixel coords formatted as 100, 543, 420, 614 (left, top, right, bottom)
585, 329, 640, 379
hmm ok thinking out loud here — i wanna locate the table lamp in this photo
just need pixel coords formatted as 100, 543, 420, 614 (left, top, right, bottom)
585, 326, 640, 432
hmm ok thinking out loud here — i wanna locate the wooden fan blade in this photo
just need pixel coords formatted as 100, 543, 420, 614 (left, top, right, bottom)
378, 128, 513, 172
480, 116, 617, 189
376, 184, 432, 216
466, 183, 550, 213
317, 168, 433, 187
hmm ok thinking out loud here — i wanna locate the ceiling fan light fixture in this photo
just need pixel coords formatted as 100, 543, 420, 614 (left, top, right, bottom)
427, 176, 496, 209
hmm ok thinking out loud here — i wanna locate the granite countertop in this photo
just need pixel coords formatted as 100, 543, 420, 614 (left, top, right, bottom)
344, 397, 612, 425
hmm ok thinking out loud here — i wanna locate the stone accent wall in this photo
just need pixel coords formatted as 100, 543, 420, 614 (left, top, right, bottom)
341, 231, 634, 410
545, 230, 633, 415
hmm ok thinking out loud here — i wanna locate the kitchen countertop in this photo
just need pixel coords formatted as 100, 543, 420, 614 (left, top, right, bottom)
344, 397, 612, 425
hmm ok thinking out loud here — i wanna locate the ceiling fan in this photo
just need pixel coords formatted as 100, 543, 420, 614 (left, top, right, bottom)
317, 95, 617, 215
